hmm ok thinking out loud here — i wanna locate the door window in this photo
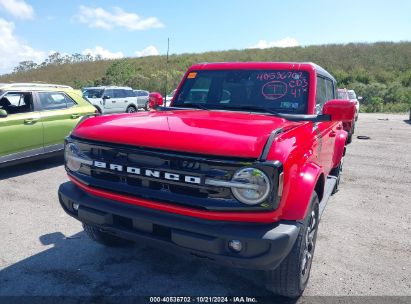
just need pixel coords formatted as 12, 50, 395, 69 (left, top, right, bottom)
125, 90, 135, 98
0, 92, 33, 114
104, 89, 114, 98
315, 77, 327, 114
113, 89, 127, 98
325, 79, 334, 102
38, 92, 77, 110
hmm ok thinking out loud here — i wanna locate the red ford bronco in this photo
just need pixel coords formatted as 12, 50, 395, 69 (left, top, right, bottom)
59, 62, 355, 297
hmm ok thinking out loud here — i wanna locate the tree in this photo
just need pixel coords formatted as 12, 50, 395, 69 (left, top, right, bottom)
104, 60, 135, 85
13, 61, 38, 73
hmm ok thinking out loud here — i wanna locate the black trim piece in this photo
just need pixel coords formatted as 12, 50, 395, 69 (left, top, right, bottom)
279, 114, 331, 122
259, 128, 283, 162
0, 150, 62, 168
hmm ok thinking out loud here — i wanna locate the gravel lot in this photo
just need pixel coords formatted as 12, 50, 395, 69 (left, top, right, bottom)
0, 113, 410, 301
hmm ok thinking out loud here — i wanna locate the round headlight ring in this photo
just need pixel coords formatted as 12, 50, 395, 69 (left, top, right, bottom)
231, 167, 271, 205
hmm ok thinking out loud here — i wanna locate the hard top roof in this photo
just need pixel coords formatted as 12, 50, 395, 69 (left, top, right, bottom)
0, 83, 73, 90
189, 62, 336, 82
83, 86, 133, 90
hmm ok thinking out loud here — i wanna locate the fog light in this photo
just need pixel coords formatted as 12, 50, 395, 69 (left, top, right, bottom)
228, 240, 243, 252
72, 203, 79, 211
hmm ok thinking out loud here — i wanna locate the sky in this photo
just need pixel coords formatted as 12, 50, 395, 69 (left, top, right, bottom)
0, 0, 410, 74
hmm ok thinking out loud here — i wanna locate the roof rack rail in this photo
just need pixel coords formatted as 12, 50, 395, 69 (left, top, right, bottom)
6, 83, 73, 89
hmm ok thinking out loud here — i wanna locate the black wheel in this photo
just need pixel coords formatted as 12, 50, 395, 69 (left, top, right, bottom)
145, 101, 149, 111
330, 157, 344, 194
265, 192, 320, 298
83, 223, 133, 247
126, 105, 137, 113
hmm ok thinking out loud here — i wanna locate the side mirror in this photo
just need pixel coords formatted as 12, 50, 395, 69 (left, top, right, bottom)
0, 109, 8, 118
148, 92, 164, 110
323, 99, 355, 122
102, 95, 110, 100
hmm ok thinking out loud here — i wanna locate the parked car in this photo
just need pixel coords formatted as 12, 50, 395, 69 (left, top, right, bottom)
133, 90, 150, 110
337, 88, 356, 143
0, 83, 97, 167
83, 86, 138, 114
347, 89, 361, 121
165, 89, 176, 107
59, 62, 355, 298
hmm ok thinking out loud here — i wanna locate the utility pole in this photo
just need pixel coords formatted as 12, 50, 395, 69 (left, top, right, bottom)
164, 38, 170, 99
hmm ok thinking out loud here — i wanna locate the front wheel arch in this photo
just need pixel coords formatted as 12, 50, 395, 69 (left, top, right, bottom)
280, 163, 324, 221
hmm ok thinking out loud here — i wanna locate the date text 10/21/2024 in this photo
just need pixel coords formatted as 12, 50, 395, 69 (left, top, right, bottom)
149, 296, 258, 303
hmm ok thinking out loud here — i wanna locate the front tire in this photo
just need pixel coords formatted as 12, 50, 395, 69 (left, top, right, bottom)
330, 157, 344, 194
83, 223, 133, 247
265, 192, 320, 298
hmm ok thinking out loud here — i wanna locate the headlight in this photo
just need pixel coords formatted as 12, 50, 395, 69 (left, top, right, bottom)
231, 168, 270, 205
65, 142, 92, 172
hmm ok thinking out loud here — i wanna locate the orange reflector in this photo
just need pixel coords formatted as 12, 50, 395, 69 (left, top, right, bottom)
187, 72, 197, 79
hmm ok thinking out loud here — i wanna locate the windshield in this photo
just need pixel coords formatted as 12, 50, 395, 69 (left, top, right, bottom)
173, 70, 310, 114
337, 91, 348, 99
348, 91, 356, 99
84, 89, 104, 98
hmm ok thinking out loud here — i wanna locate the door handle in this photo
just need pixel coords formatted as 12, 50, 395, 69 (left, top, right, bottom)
125, 100, 128, 103
329, 131, 337, 138
112, 100, 116, 103
71, 114, 80, 119
24, 118, 38, 124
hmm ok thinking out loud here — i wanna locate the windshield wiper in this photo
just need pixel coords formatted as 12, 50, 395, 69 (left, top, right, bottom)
171, 103, 209, 110
218, 105, 281, 115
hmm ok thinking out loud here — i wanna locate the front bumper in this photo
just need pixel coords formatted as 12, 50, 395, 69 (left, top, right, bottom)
58, 181, 300, 270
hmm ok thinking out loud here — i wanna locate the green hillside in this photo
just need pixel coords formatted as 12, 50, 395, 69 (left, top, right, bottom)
1, 42, 410, 112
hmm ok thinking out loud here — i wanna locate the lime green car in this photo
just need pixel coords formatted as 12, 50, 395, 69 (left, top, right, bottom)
0, 83, 97, 167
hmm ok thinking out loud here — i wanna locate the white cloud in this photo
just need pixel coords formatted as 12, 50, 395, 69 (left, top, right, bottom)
0, 0, 34, 19
82, 46, 124, 59
74, 5, 164, 31
0, 18, 45, 74
249, 37, 299, 49
135, 45, 159, 57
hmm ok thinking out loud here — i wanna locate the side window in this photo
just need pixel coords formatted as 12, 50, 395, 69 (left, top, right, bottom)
325, 79, 334, 102
104, 89, 113, 98
126, 90, 135, 98
113, 89, 126, 98
38, 92, 76, 110
0, 92, 33, 115
315, 77, 327, 114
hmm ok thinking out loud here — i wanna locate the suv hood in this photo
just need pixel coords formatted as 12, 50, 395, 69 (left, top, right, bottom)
72, 110, 296, 158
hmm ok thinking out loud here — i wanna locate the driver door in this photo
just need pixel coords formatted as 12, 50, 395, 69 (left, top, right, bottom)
0, 91, 43, 161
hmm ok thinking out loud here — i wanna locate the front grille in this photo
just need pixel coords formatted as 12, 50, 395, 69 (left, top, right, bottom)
69, 137, 279, 211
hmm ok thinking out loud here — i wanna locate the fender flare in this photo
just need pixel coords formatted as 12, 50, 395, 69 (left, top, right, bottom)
280, 162, 323, 221
332, 129, 347, 169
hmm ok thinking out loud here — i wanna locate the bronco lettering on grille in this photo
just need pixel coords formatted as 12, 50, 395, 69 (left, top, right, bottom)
92, 161, 201, 184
